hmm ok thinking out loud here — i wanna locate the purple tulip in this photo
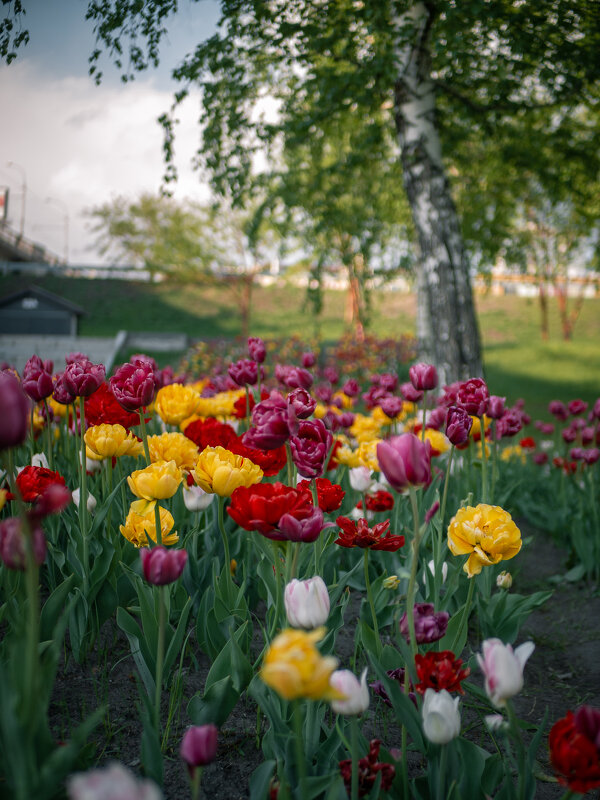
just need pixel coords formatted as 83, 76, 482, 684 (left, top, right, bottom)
400, 382, 424, 403
574, 706, 600, 747
426, 406, 447, 431
301, 351, 316, 368
65, 351, 89, 365
278, 506, 327, 543
341, 378, 360, 398
496, 409, 524, 439
22, 355, 54, 402
549, 400, 569, 421
63, 360, 106, 398
52, 372, 77, 405
409, 362, 438, 392
593, 398, 600, 421
457, 378, 489, 417
285, 366, 313, 390
379, 396, 404, 419
582, 448, 600, 465
399, 602, 449, 644
445, 406, 473, 446
487, 395, 506, 420
0, 372, 29, 450
314, 383, 333, 403
140, 546, 188, 586
289, 418, 333, 479
376, 433, 431, 492
362, 385, 390, 410
534, 420, 555, 435
180, 724, 218, 774
562, 427, 578, 444
0, 517, 47, 570
130, 353, 158, 371
287, 388, 317, 427
109, 361, 157, 411
323, 366, 339, 385
568, 399, 588, 416
228, 358, 259, 387
244, 391, 290, 449
247, 336, 266, 364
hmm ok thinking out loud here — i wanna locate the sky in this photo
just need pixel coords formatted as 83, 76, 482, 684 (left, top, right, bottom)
0, 0, 221, 265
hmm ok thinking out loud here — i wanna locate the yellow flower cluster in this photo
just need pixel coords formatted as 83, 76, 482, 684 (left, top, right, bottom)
350, 413, 383, 444
448, 503, 522, 578
261, 628, 344, 701
148, 432, 199, 471
119, 503, 179, 547
500, 445, 526, 464
334, 437, 381, 471
155, 384, 200, 426
192, 446, 263, 497
423, 428, 450, 456
85, 424, 144, 461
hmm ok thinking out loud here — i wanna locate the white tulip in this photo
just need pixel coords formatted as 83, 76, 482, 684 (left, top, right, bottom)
422, 688, 461, 744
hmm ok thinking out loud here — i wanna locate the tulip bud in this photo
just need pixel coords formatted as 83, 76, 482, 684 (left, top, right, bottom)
496, 570, 513, 590
63, 360, 105, 398
278, 506, 326, 543
0, 517, 47, 570
247, 336, 266, 364
487, 395, 506, 420
182, 483, 215, 512
400, 382, 424, 403
140, 546, 188, 586
445, 406, 473, 446
409, 362, 438, 392
180, 724, 218, 774
228, 358, 259, 387
330, 668, 369, 715
379, 395, 404, 419
425, 559, 448, 585
284, 576, 330, 628
383, 575, 400, 590
301, 351, 316, 368
22, 355, 54, 402
0, 372, 29, 450
67, 763, 162, 800
72, 488, 97, 514
349, 466, 373, 493
376, 433, 431, 492
477, 638, 535, 707
422, 689, 461, 744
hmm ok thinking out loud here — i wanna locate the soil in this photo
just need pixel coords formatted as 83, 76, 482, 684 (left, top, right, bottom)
49, 523, 600, 799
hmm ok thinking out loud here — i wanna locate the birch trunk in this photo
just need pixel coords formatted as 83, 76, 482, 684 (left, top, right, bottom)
392, 2, 483, 385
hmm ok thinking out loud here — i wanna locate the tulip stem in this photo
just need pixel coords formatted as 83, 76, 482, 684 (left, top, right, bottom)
350, 716, 359, 800
43, 398, 53, 469
78, 397, 89, 590
440, 447, 454, 529
285, 443, 295, 487
479, 416, 488, 503
421, 392, 427, 443
153, 502, 163, 547
290, 541, 301, 580
506, 700, 526, 800
138, 410, 152, 465
245, 385, 251, 431
190, 767, 202, 800
450, 576, 475, 655
217, 496, 233, 597
363, 548, 380, 654
405, 487, 422, 658
154, 585, 166, 733
491, 420, 498, 503
269, 542, 283, 639
436, 744, 448, 800
291, 700, 308, 799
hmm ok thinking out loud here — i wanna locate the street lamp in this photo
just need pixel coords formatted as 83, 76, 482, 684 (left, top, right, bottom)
45, 196, 69, 264
5, 161, 26, 237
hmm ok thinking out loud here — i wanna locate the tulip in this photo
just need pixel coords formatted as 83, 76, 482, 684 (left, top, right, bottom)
444, 406, 471, 446
127, 460, 182, 501
349, 466, 373, 493
289, 418, 333, 479
245, 392, 290, 449
182, 483, 215, 512
120, 503, 179, 548
301, 351, 316, 368
52, 371, 77, 405
287, 387, 316, 424
278, 506, 327, 543
0, 373, 29, 450
496, 570, 513, 589
409, 362, 438, 392
228, 358, 259, 387
284, 576, 330, 628
448, 503, 522, 578
85, 424, 144, 460
110, 361, 157, 411
22, 355, 54, 402
376, 433, 431, 492
0, 517, 47, 570
330, 668, 369, 715
67, 763, 162, 800
477, 638, 535, 707
148, 432, 199, 470
72, 487, 97, 514
568, 399, 588, 416
422, 688, 461, 744
425, 559, 448, 585
548, 400, 569, 421
379, 395, 404, 419
457, 377, 489, 417
140, 546, 188, 585
63, 359, 105, 398
487, 395, 506, 420
260, 627, 342, 701
341, 378, 360, 397
154, 383, 200, 425
181, 724, 218, 774
247, 336, 266, 363
323, 366, 339, 384
192, 446, 263, 497
400, 382, 424, 403
399, 602, 449, 644
65, 351, 89, 365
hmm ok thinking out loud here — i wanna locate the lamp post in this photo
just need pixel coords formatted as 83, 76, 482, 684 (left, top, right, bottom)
45, 196, 69, 264
6, 161, 26, 237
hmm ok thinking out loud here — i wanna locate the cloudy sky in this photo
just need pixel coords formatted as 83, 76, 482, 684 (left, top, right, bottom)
0, 0, 220, 264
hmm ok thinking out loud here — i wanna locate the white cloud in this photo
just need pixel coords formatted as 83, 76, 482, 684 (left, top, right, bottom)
0, 60, 209, 264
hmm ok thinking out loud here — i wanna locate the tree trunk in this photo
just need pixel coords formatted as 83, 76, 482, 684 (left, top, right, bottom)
538, 281, 549, 340
392, 2, 483, 385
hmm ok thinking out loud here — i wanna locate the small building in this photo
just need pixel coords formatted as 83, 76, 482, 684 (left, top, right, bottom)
0, 285, 85, 335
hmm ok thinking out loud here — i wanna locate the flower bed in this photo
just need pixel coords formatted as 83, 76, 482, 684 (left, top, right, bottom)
0, 341, 599, 800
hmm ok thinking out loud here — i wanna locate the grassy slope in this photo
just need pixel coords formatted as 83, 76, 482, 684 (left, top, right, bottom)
1, 275, 598, 416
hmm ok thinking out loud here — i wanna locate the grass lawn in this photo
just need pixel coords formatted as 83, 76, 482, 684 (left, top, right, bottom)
1, 274, 598, 417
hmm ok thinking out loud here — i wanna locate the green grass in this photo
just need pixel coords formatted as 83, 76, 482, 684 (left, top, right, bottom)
2, 274, 599, 416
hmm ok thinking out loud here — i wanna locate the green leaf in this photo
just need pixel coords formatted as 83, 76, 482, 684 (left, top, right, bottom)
116, 606, 156, 697
249, 760, 277, 800
39, 573, 76, 642
163, 595, 193, 678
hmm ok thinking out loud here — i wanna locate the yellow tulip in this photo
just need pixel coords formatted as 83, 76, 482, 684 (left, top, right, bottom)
0, 489, 7, 513
148, 432, 199, 471
192, 446, 263, 497
48, 397, 68, 418
500, 445, 526, 464
350, 414, 382, 444
155, 384, 200, 426
119, 503, 179, 547
423, 428, 450, 456
127, 459, 182, 500
357, 439, 381, 471
261, 628, 344, 701
447, 503, 522, 578
85, 424, 144, 460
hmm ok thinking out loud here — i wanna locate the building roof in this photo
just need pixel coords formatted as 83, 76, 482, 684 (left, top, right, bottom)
0, 285, 86, 316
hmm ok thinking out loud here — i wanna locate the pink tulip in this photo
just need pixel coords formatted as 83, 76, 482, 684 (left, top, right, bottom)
180, 724, 218, 773
376, 433, 431, 492
477, 638, 534, 707
140, 546, 187, 586
284, 576, 330, 628
409, 362, 438, 392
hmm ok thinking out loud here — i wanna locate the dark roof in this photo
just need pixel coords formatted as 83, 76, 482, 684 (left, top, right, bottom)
0, 285, 86, 316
